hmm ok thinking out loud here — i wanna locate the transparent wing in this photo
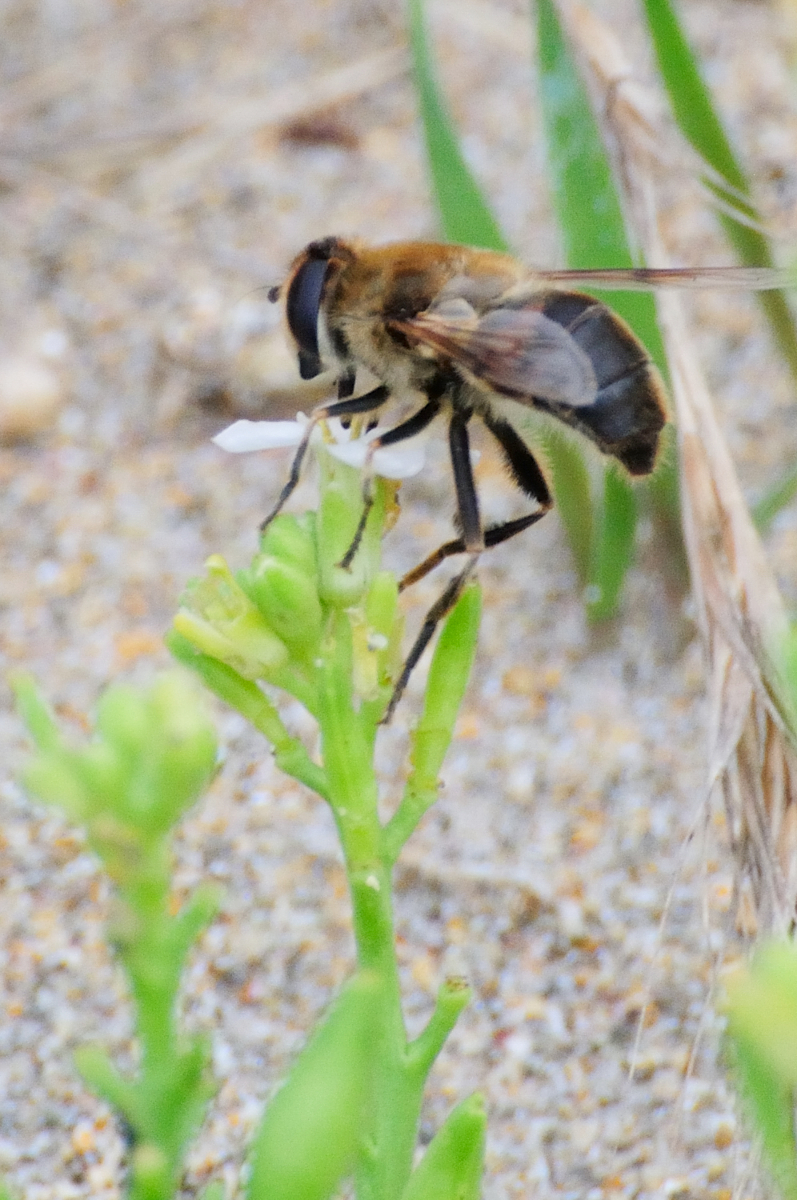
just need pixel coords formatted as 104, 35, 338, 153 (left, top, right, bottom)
521, 264, 797, 292
392, 306, 598, 407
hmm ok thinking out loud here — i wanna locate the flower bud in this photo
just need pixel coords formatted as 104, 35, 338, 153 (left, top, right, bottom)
349, 572, 401, 700
126, 674, 217, 830
317, 483, 370, 608
410, 584, 482, 787
175, 556, 289, 679
245, 556, 323, 657
259, 512, 318, 579
18, 675, 217, 845
366, 570, 402, 681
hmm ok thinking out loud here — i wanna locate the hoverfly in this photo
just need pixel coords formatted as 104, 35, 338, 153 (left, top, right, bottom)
265, 236, 790, 719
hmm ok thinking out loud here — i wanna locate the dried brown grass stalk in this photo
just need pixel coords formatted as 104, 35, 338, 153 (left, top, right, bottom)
558, 0, 797, 935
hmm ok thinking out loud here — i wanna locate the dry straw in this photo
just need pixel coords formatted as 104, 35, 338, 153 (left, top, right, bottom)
558, 0, 797, 936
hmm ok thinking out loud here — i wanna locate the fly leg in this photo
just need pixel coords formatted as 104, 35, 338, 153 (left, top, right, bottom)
338, 397, 441, 568
259, 383, 389, 532
481, 412, 553, 515
383, 409, 481, 723
398, 414, 552, 588
337, 370, 356, 400
384, 414, 552, 721
398, 513, 546, 590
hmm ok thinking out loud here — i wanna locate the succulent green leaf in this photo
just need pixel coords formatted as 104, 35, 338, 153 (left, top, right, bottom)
400, 1093, 486, 1200
247, 973, 381, 1200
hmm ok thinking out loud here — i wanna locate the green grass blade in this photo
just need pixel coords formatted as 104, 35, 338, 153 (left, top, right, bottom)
640, 0, 745, 189
537, 0, 635, 270
538, 428, 593, 579
587, 465, 638, 621
406, 0, 504, 249
536, 0, 678, 616
642, 0, 797, 527
640, 0, 797, 387
406, 0, 596, 582
753, 464, 797, 533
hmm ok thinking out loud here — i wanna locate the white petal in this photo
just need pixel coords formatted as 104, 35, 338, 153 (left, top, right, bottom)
327, 437, 427, 480
325, 416, 353, 444
327, 439, 369, 469
373, 442, 427, 478
213, 413, 427, 480
213, 419, 304, 452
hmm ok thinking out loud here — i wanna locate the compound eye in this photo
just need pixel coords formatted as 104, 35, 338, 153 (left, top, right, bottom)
285, 257, 330, 379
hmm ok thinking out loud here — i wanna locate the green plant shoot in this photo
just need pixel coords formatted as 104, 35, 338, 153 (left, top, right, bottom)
14, 673, 220, 1200
169, 428, 485, 1200
725, 942, 797, 1200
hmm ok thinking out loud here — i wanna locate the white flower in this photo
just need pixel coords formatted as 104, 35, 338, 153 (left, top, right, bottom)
212, 413, 427, 480
212, 419, 307, 452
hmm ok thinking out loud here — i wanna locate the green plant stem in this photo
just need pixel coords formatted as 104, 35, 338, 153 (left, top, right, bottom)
349, 880, 425, 1200
316, 609, 425, 1200
166, 633, 329, 799
536, 0, 637, 605
317, 598, 479, 1200
129, 926, 178, 1071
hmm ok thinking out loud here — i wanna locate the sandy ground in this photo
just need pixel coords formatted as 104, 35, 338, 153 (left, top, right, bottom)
2, 0, 797, 1196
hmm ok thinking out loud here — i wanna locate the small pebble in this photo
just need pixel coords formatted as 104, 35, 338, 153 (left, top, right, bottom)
0, 356, 64, 443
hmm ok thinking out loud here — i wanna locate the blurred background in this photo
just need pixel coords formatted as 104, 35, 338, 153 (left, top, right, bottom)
2, 1, 797, 1197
